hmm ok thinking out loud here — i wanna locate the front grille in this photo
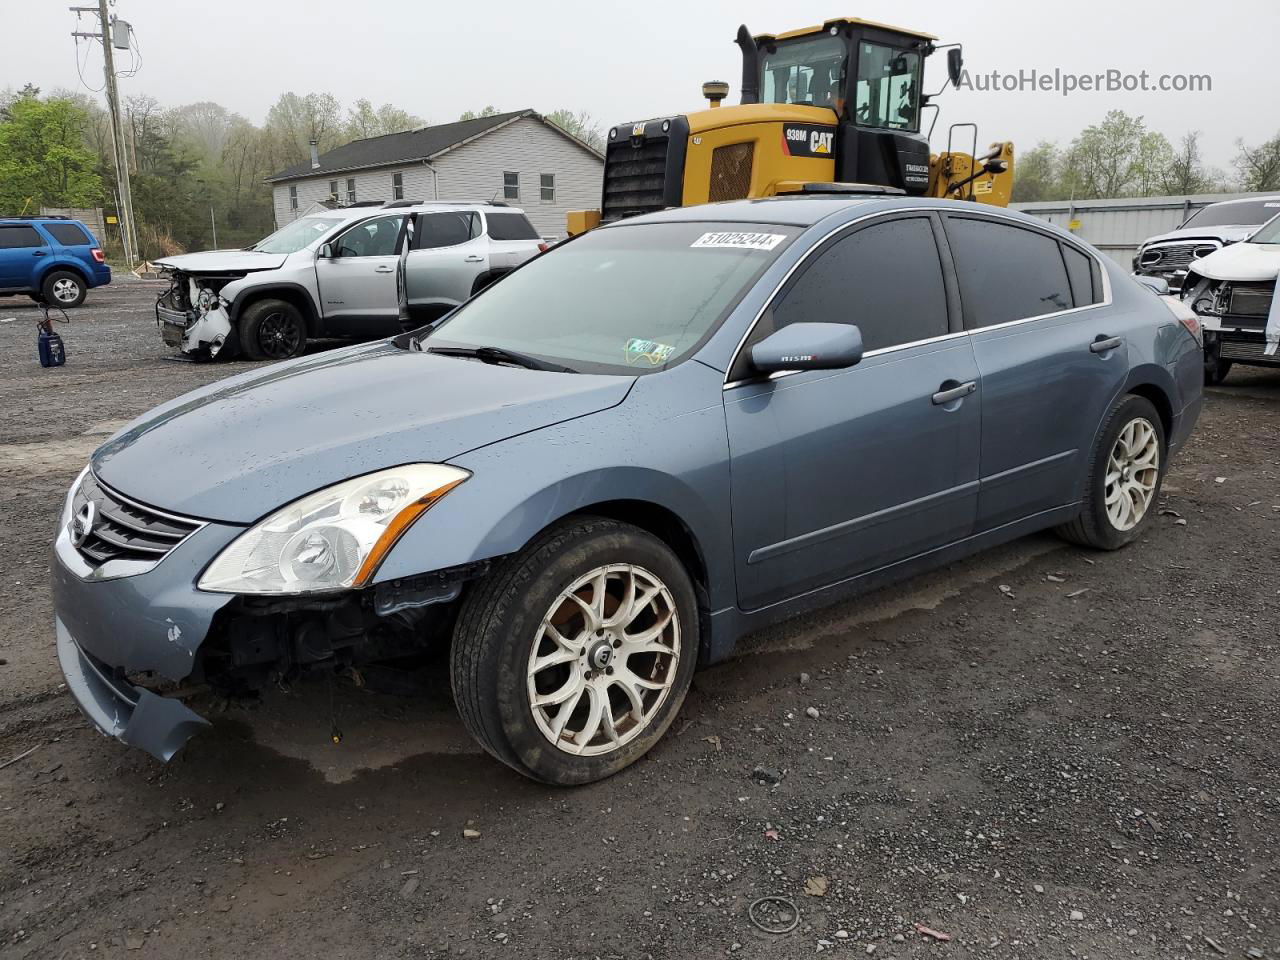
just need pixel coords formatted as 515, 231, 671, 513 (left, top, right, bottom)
1138, 240, 1221, 272
709, 143, 754, 202
70, 472, 200, 567
1220, 332, 1279, 363
1228, 281, 1275, 318
602, 137, 672, 220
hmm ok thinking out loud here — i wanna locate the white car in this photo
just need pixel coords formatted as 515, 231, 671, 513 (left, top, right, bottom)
155, 201, 546, 361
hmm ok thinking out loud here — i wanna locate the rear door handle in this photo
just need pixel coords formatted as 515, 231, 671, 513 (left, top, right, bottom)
1089, 336, 1123, 354
463, 255, 484, 263
32, 250, 46, 257
932, 380, 977, 405
374, 265, 394, 273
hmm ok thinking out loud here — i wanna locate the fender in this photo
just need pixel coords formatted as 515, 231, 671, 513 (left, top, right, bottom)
35, 257, 88, 290
226, 280, 322, 336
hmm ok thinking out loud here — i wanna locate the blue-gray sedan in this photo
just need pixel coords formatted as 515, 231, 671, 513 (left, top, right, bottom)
51, 195, 1204, 784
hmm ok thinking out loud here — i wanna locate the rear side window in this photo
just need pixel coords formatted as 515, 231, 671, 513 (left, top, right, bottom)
0, 225, 44, 248
946, 217, 1073, 328
1061, 243, 1100, 306
771, 216, 949, 352
45, 223, 92, 246
485, 212, 539, 241
414, 212, 477, 249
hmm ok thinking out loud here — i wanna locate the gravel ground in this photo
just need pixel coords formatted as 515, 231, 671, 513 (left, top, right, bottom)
0, 279, 1277, 959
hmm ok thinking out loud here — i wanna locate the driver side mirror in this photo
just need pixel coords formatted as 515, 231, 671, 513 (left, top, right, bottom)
318, 242, 335, 259
947, 48, 964, 87
751, 322, 864, 375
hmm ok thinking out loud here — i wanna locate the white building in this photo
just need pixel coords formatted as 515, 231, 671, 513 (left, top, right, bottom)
265, 110, 603, 239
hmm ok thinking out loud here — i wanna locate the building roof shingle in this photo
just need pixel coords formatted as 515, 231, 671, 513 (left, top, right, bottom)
265, 109, 597, 183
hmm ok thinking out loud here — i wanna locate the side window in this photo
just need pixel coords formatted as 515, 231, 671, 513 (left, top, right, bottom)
770, 217, 949, 353
414, 212, 476, 249
1061, 243, 1100, 307
540, 174, 555, 203
392, 172, 404, 201
945, 217, 1073, 327
45, 223, 92, 246
334, 215, 403, 257
503, 172, 519, 200
329, 180, 339, 202
289, 185, 298, 211
346, 178, 357, 203
0, 225, 46, 248
485, 212, 540, 241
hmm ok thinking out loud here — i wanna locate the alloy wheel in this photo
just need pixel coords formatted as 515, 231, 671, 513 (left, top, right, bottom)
52, 278, 80, 303
256, 311, 302, 359
1104, 417, 1160, 531
526, 563, 681, 756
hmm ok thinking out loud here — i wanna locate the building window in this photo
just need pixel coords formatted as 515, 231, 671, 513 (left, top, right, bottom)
540, 173, 555, 203
503, 171, 519, 200
346, 178, 357, 203
329, 180, 339, 202
289, 185, 298, 210
392, 172, 404, 201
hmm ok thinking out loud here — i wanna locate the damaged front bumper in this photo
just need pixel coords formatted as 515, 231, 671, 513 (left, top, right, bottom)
157, 301, 234, 358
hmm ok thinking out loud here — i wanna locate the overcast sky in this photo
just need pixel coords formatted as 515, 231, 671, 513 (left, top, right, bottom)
7, 0, 1276, 171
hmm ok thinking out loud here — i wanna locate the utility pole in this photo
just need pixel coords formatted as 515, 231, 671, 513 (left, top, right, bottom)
71, 3, 138, 267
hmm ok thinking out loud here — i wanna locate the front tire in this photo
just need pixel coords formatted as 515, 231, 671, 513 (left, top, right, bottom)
238, 299, 306, 361
1056, 394, 1166, 550
42, 270, 86, 308
450, 518, 698, 785
1204, 356, 1232, 385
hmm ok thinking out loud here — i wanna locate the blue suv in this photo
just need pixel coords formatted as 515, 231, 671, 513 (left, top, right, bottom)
0, 216, 111, 308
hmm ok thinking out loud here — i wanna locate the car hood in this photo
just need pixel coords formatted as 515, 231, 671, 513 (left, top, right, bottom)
1191, 242, 1280, 282
1140, 224, 1258, 248
154, 249, 290, 273
92, 342, 634, 523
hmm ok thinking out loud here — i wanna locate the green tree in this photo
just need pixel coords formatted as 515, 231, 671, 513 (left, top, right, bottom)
0, 95, 102, 213
546, 108, 604, 151
1010, 140, 1060, 202
1233, 131, 1280, 192
1132, 130, 1174, 197
265, 92, 343, 166
345, 99, 422, 140
1062, 110, 1147, 199
1160, 132, 1213, 195
459, 106, 501, 121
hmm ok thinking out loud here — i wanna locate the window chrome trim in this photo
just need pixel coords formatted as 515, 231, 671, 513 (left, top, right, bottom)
722, 205, 1115, 392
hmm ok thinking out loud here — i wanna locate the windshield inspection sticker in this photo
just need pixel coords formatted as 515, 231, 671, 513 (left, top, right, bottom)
691, 231, 787, 251
625, 338, 676, 366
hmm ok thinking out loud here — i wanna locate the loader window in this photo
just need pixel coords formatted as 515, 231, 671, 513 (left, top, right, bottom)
854, 43, 921, 132
760, 34, 847, 108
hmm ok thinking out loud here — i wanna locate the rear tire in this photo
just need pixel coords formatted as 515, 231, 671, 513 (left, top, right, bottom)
1056, 394, 1166, 550
1204, 356, 1232, 385
41, 270, 86, 308
238, 299, 306, 361
450, 517, 698, 785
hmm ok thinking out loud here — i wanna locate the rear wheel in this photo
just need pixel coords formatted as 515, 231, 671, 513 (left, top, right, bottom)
1056, 394, 1166, 550
450, 518, 698, 785
41, 270, 86, 308
238, 299, 306, 361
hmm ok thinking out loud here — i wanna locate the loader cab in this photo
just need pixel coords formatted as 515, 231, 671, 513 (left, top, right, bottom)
740, 19, 941, 193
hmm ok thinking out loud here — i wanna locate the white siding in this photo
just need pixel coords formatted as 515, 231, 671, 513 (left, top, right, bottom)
268, 116, 603, 239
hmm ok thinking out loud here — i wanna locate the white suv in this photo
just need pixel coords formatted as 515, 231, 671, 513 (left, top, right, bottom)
155, 201, 546, 360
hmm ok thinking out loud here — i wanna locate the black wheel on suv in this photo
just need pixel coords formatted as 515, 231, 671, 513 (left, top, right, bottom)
450, 517, 698, 785
1056, 394, 1167, 551
1204, 356, 1232, 385
238, 299, 306, 361
41, 270, 86, 308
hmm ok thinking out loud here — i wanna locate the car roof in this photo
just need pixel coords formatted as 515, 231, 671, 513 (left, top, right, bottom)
1202, 195, 1280, 209
298, 202, 528, 221
0, 216, 87, 224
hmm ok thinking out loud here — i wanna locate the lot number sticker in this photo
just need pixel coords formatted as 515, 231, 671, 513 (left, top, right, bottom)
691, 232, 787, 251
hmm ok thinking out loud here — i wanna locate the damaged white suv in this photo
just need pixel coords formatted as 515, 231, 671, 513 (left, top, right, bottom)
155, 201, 546, 360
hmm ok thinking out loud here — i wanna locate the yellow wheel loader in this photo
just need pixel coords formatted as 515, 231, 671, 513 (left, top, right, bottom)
567, 17, 1014, 235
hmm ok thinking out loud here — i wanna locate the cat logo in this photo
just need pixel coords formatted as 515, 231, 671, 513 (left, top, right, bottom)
809, 131, 833, 154
781, 124, 836, 159
631, 123, 646, 137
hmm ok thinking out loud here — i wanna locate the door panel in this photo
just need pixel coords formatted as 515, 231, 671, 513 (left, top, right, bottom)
0, 225, 49, 287
315, 215, 403, 334
405, 237, 489, 311
726, 338, 982, 610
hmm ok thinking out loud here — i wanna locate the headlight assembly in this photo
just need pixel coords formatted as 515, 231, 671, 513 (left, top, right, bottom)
198, 464, 468, 595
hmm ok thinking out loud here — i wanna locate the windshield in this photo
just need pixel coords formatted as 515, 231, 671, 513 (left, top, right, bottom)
761, 34, 847, 108
424, 221, 800, 375
1181, 200, 1280, 229
251, 216, 345, 254
854, 42, 922, 131
1251, 213, 1280, 244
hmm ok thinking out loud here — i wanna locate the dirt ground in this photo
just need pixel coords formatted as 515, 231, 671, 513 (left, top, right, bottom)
1, 279, 1277, 960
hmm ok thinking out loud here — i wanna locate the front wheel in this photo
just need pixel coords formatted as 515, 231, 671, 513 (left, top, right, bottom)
1056, 394, 1166, 550
450, 518, 698, 785
238, 298, 306, 361
1204, 356, 1232, 385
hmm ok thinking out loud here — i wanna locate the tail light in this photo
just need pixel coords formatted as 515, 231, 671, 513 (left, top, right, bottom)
91, 248, 105, 263
1160, 295, 1202, 345
537, 242, 549, 253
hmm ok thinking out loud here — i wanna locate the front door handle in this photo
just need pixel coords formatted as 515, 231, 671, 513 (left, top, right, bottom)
463, 255, 484, 263
32, 250, 46, 257
932, 380, 977, 405
1089, 335, 1123, 354
374, 265, 394, 273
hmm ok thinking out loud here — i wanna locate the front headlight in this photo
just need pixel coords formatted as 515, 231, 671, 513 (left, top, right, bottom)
198, 464, 468, 595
